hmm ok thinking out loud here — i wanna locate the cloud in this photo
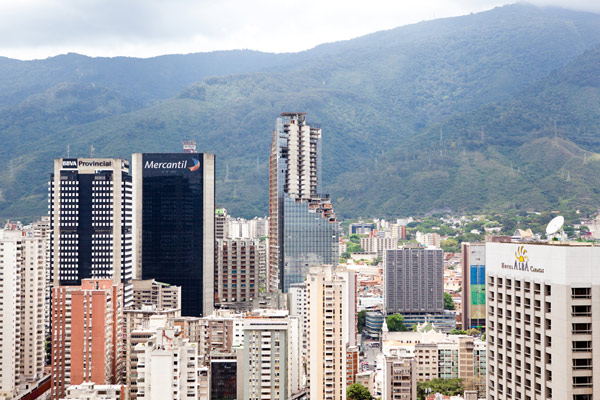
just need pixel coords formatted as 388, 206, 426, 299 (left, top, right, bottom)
0, 0, 598, 59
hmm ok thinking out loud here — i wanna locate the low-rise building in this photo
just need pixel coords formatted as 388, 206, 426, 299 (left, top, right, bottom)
61, 382, 125, 400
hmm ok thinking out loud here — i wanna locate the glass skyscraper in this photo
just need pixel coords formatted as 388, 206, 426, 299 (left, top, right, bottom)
132, 153, 214, 317
269, 112, 339, 292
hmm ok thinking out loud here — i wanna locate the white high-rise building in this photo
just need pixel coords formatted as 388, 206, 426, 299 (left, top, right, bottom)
306, 265, 357, 400
486, 241, 600, 400
288, 283, 308, 360
135, 323, 199, 400
242, 310, 302, 399
0, 230, 47, 399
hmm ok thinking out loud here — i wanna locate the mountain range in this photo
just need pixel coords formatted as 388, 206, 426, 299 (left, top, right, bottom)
1, 4, 600, 220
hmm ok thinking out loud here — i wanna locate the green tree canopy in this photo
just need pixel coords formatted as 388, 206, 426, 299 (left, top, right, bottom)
444, 292, 456, 310
417, 378, 464, 400
347, 383, 373, 400
386, 314, 409, 332
357, 310, 367, 333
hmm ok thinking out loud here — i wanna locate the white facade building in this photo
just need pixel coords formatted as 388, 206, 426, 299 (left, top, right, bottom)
486, 241, 600, 400
136, 325, 199, 400
306, 265, 357, 400
0, 230, 47, 400
242, 310, 302, 399
62, 382, 124, 400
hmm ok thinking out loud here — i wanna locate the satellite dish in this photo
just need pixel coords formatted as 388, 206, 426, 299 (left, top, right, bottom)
546, 216, 565, 236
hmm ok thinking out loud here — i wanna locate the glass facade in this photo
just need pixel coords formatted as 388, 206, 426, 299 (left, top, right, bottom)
282, 196, 339, 292
210, 360, 237, 400
140, 153, 208, 317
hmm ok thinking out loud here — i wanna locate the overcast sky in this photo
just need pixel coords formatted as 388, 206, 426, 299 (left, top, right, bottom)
1, 0, 599, 60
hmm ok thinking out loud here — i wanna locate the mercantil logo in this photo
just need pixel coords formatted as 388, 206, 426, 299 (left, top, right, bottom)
189, 158, 200, 172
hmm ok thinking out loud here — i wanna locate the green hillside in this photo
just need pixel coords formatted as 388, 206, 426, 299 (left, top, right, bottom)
1, 4, 600, 220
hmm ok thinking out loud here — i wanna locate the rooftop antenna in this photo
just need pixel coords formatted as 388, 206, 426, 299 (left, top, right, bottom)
90, 145, 95, 158
546, 215, 565, 240
67, 144, 71, 157
481, 127, 485, 143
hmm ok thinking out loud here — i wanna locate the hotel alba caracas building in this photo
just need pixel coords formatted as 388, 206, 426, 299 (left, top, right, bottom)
486, 241, 600, 400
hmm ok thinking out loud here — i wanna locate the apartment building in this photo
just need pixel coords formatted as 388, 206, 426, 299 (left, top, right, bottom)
382, 349, 417, 400
242, 310, 301, 399
135, 324, 199, 400
0, 230, 47, 399
51, 279, 123, 400
360, 236, 398, 258
131, 279, 181, 311
306, 265, 357, 400
215, 238, 263, 309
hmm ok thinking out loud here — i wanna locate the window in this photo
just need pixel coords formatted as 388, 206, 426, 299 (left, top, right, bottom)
571, 288, 591, 299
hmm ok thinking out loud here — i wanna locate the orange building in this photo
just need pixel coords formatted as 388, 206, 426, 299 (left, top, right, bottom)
51, 279, 123, 400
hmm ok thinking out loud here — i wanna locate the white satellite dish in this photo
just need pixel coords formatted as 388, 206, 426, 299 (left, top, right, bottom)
546, 215, 565, 236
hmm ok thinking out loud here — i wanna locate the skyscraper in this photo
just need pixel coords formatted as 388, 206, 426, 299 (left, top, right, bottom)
49, 158, 133, 301
132, 153, 215, 317
268, 112, 339, 292
486, 241, 599, 400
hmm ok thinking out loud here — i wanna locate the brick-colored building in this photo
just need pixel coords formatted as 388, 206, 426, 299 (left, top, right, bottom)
51, 279, 123, 400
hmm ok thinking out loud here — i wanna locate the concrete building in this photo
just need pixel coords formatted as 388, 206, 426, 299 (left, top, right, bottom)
51, 279, 123, 400
415, 232, 441, 248
384, 247, 444, 316
269, 112, 340, 292
242, 310, 302, 399
215, 208, 228, 240
49, 158, 133, 303
349, 222, 375, 235
197, 310, 244, 365
486, 241, 600, 400
62, 382, 125, 400
132, 153, 215, 317
360, 236, 398, 258
382, 349, 417, 400
215, 238, 263, 309
131, 279, 181, 311
306, 265, 357, 400
461, 242, 486, 330
381, 326, 486, 396
135, 324, 199, 400
0, 230, 47, 400
288, 283, 308, 360
123, 311, 180, 399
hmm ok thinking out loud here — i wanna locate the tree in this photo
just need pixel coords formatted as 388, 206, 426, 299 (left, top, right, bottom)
357, 310, 367, 333
444, 292, 456, 310
466, 328, 481, 336
417, 378, 464, 399
449, 329, 467, 335
347, 383, 373, 400
386, 314, 409, 332
440, 237, 460, 253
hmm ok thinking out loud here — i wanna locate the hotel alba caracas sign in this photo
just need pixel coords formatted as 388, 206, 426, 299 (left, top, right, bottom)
501, 246, 545, 274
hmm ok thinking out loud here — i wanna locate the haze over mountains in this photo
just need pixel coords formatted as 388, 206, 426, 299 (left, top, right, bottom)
1, 4, 600, 220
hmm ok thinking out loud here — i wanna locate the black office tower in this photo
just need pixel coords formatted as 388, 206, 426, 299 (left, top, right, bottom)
132, 153, 215, 316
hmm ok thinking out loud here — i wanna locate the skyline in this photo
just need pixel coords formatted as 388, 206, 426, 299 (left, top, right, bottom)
1, 1, 600, 60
